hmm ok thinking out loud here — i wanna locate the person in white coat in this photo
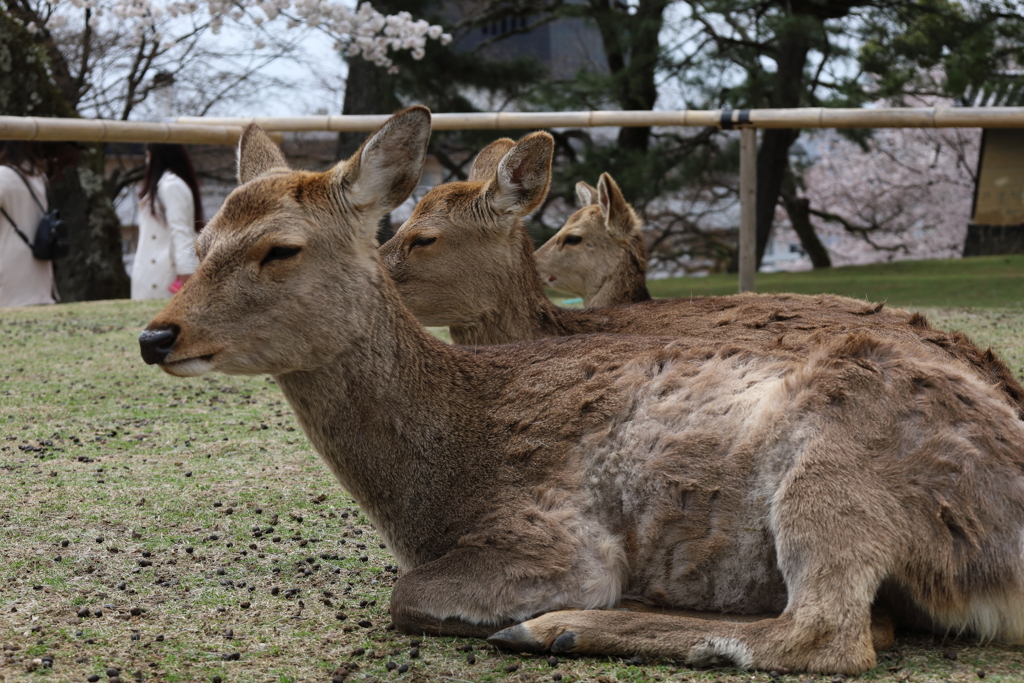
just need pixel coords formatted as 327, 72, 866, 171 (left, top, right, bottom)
0, 141, 56, 307
131, 144, 204, 300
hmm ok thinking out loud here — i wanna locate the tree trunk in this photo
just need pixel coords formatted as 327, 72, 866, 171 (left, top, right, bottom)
6, 0, 84, 108
755, 128, 800, 266
590, 0, 669, 153
754, 25, 810, 268
51, 145, 131, 301
784, 195, 831, 268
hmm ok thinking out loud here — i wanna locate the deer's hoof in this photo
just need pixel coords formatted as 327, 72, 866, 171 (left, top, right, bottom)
487, 624, 545, 652
550, 631, 577, 653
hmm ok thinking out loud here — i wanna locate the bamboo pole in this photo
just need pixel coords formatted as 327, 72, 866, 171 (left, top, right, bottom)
3, 107, 1023, 145
178, 110, 720, 131
0, 116, 245, 144
738, 128, 758, 294
179, 107, 1024, 133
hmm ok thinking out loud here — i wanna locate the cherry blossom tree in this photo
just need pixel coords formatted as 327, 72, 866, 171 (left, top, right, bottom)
777, 120, 979, 267
6, 0, 451, 120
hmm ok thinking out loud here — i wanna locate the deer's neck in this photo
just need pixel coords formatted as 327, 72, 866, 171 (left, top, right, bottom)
448, 296, 568, 345
448, 225, 573, 345
274, 283, 496, 569
585, 241, 651, 308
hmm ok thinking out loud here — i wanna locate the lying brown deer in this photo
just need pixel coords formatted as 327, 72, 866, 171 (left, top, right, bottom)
140, 107, 1024, 674
379, 134, 1024, 414
534, 172, 652, 308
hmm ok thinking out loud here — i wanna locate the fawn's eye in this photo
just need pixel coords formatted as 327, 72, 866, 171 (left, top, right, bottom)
261, 246, 302, 265
410, 236, 437, 249
564, 235, 583, 246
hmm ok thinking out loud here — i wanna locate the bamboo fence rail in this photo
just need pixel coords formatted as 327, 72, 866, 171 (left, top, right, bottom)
4, 106, 1023, 292
3, 107, 1023, 145
178, 107, 1024, 132
0, 117, 245, 144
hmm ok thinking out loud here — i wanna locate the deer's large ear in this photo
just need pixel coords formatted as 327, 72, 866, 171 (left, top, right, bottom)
468, 139, 516, 182
237, 124, 290, 184
575, 181, 598, 207
485, 131, 553, 217
597, 172, 635, 238
341, 106, 431, 226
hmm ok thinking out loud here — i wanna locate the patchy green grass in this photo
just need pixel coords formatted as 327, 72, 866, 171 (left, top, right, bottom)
647, 255, 1024, 309
2, 298, 1024, 683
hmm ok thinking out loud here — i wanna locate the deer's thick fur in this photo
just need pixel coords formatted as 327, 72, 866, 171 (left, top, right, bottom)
534, 172, 651, 307
379, 134, 1024, 415
140, 109, 1024, 674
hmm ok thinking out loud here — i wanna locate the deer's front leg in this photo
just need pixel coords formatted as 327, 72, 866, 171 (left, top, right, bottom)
389, 546, 546, 637
390, 523, 618, 640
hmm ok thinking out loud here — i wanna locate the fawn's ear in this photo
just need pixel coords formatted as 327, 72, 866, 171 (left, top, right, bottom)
237, 124, 290, 184
468, 139, 516, 182
485, 131, 553, 217
597, 172, 635, 238
576, 181, 598, 207
339, 106, 432, 233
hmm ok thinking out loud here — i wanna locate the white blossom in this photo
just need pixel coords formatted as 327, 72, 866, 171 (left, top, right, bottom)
782, 98, 980, 266
44, 0, 448, 69
25, 0, 450, 122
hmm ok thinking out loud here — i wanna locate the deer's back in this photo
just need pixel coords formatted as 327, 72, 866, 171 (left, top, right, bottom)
558, 292, 900, 335
548, 293, 1023, 414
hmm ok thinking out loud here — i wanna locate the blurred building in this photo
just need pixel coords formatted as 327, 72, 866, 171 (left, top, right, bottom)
965, 129, 1024, 255
449, 0, 608, 79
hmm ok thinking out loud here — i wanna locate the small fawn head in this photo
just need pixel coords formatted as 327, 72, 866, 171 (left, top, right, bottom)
139, 107, 431, 376
534, 172, 645, 302
379, 132, 554, 327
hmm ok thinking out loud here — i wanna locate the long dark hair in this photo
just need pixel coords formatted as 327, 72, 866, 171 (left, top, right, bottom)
139, 143, 204, 231
0, 141, 47, 175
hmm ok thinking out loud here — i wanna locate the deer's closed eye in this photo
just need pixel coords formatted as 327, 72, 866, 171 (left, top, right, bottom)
262, 246, 302, 265
564, 235, 583, 246
410, 236, 437, 249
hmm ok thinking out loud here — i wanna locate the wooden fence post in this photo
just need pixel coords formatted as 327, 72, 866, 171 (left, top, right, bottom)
738, 126, 757, 293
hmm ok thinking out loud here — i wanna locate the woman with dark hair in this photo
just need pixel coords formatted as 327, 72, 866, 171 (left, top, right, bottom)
131, 143, 204, 299
0, 141, 56, 307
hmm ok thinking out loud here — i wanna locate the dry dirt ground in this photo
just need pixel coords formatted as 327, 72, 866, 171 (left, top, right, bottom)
1, 300, 1023, 683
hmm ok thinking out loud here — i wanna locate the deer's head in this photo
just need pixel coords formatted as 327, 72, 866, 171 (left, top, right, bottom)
534, 172, 643, 299
138, 107, 431, 376
379, 132, 553, 327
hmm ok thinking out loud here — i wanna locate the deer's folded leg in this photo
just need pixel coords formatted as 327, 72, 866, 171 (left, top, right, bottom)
489, 434, 899, 675
483, 602, 892, 663
389, 545, 571, 639
389, 608, 515, 639
489, 603, 876, 675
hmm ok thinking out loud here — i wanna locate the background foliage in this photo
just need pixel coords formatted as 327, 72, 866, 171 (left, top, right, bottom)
2, 0, 1024, 294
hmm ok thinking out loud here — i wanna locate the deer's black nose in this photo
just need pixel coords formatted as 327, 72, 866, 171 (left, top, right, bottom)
139, 326, 179, 365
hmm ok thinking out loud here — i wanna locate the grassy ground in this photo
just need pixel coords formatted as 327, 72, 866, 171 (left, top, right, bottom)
2, 293, 1024, 683
647, 255, 1024, 309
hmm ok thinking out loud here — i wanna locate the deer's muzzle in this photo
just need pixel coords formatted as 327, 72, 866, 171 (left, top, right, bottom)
139, 326, 179, 365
